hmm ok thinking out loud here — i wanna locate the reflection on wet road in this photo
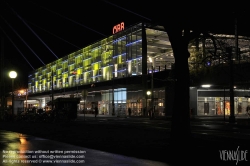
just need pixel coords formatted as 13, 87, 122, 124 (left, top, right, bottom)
0, 130, 169, 166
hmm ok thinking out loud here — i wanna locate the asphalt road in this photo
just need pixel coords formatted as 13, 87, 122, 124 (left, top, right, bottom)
0, 115, 250, 166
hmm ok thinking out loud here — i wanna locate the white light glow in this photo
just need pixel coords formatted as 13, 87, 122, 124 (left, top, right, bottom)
147, 91, 151, 95
9, 71, 17, 79
201, 84, 211, 88
149, 57, 152, 62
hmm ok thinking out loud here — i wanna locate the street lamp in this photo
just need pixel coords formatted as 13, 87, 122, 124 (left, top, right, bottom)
9, 71, 17, 117
147, 91, 151, 96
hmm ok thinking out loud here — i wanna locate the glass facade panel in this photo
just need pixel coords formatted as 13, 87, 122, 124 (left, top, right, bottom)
28, 24, 158, 93
27, 23, 172, 117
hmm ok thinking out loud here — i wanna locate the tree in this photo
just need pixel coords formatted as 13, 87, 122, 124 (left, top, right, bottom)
154, 6, 247, 164
152, 11, 220, 164
163, 24, 201, 143
136, 2, 249, 164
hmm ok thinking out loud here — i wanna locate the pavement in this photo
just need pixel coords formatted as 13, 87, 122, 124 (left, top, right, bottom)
0, 114, 250, 166
0, 130, 169, 166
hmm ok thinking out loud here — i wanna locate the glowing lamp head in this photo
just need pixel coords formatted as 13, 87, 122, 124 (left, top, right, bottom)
201, 84, 211, 88
9, 71, 17, 79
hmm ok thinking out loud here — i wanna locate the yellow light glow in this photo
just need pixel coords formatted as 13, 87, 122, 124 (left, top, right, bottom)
149, 57, 152, 62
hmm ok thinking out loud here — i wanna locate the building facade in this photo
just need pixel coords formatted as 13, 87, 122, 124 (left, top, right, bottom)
27, 22, 173, 116
26, 22, 250, 117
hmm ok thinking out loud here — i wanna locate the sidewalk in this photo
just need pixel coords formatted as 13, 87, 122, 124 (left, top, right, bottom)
77, 113, 250, 125
191, 115, 250, 127
0, 130, 170, 166
76, 113, 171, 119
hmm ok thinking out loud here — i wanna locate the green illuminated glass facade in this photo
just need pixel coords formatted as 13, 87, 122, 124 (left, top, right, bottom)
27, 22, 174, 116
26, 22, 250, 117
28, 23, 158, 94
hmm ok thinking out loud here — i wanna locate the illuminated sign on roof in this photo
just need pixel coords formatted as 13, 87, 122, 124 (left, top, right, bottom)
113, 22, 124, 34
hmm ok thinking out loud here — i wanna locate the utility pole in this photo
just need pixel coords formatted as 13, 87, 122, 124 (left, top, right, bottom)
228, 11, 238, 123
235, 12, 239, 63
0, 37, 5, 114
51, 70, 54, 111
228, 47, 235, 123
112, 73, 115, 116
82, 90, 87, 121
151, 66, 154, 119
73, 71, 78, 97
223, 87, 225, 121
26, 88, 28, 112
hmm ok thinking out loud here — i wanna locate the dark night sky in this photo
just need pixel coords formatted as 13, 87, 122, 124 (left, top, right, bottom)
0, 0, 249, 89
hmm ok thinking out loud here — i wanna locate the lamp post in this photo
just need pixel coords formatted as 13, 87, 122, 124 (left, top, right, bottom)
51, 70, 54, 111
19, 89, 28, 112
9, 71, 17, 117
224, 87, 226, 121
228, 48, 235, 123
147, 91, 151, 117
72, 71, 78, 97
151, 66, 155, 119
25, 88, 28, 112
112, 73, 115, 116
82, 89, 88, 121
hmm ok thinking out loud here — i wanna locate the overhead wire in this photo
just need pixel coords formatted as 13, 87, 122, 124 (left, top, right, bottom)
102, 0, 152, 21
30, 1, 107, 37
26, 20, 81, 49
0, 15, 45, 65
0, 25, 35, 70
1, 0, 151, 69
5, 1, 59, 59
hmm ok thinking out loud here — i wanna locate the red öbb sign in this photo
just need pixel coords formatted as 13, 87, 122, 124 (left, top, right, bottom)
113, 22, 124, 34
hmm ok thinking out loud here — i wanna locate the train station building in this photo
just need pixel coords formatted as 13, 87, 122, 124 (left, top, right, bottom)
24, 22, 250, 117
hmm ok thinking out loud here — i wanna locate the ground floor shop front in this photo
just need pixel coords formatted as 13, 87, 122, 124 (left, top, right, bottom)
26, 86, 250, 117
192, 88, 250, 117
77, 88, 165, 117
